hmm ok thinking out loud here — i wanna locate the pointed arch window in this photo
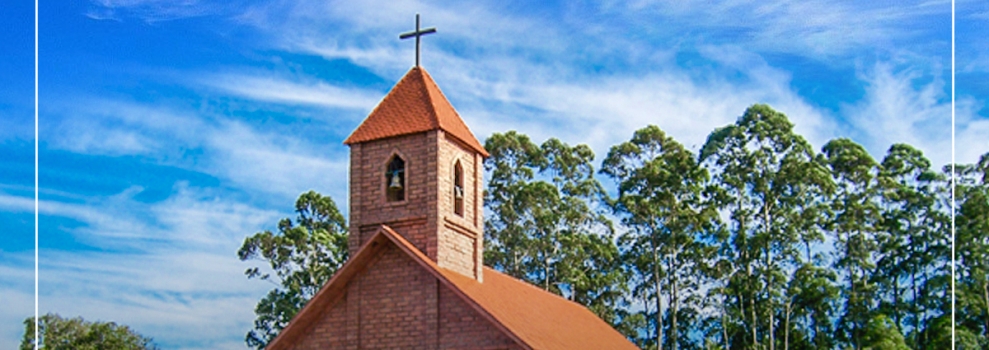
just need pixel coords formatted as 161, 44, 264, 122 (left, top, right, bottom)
386, 155, 405, 202
453, 160, 464, 216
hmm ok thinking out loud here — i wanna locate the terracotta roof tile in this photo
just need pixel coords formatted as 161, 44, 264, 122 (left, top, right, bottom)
344, 67, 489, 157
267, 225, 638, 350
440, 267, 639, 350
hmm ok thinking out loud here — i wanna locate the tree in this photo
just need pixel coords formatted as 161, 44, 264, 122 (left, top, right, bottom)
699, 104, 832, 350
237, 190, 348, 349
21, 313, 158, 350
484, 131, 543, 278
873, 144, 946, 347
955, 152, 989, 348
821, 138, 881, 349
484, 131, 625, 326
601, 125, 716, 350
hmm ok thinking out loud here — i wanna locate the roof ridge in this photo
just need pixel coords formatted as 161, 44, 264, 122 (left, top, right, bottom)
415, 68, 442, 130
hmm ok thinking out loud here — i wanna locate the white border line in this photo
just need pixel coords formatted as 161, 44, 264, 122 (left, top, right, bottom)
950, 0, 956, 348
34, 0, 40, 347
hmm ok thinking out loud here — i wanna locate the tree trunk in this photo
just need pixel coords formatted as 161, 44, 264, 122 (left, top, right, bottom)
893, 279, 901, 332
983, 280, 989, 339
655, 246, 664, 350
912, 271, 920, 347
848, 231, 857, 350
784, 301, 791, 350
672, 260, 679, 350
769, 311, 775, 350
751, 294, 758, 348
723, 295, 729, 350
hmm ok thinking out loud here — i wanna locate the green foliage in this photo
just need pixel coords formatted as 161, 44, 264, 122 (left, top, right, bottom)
237, 190, 348, 349
822, 138, 881, 348
860, 314, 909, 350
601, 125, 717, 350
699, 104, 832, 349
955, 152, 989, 346
873, 143, 948, 348
483, 131, 625, 326
21, 313, 158, 350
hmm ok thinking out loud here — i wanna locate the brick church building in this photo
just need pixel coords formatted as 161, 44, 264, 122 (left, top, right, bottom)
264, 66, 639, 350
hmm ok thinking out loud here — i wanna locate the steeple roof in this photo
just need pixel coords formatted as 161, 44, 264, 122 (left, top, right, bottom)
344, 67, 489, 157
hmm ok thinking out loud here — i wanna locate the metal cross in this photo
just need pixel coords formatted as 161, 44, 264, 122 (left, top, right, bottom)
399, 14, 436, 67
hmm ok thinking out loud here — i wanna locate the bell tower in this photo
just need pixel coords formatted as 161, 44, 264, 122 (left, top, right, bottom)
344, 67, 488, 280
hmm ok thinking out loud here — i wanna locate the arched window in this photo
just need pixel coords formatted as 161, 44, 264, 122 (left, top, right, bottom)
386, 155, 405, 202
453, 160, 464, 216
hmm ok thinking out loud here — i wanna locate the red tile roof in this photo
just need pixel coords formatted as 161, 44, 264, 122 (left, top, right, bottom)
266, 225, 639, 350
344, 67, 489, 157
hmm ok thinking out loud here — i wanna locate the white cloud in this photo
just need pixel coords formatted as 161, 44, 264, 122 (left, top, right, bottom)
839, 62, 967, 166
0, 253, 33, 350
600, 0, 949, 59
1, 184, 288, 349
86, 0, 227, 23
196, 71, 380, 111
44, 97, 351, 201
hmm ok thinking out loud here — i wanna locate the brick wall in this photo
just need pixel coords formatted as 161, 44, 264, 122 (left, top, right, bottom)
348, 130, 484, 281
289, 244, 517, 350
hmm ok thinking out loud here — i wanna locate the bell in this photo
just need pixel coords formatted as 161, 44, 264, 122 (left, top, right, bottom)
388, 172, 403, 190
454, 186, 463, 199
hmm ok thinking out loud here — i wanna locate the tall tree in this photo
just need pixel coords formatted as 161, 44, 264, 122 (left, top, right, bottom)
484, 131, 543, 278
873, 143, 944, 347
237, 191, 348, 349
699, 104, 831, 350
484, 131, 623, 325
955, 152, 989, 348
602, 125, 717, 350
821, 138, 881, 349
21, 313, 158, 350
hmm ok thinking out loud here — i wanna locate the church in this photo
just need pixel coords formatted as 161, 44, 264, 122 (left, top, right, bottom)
263, 23, 638, 350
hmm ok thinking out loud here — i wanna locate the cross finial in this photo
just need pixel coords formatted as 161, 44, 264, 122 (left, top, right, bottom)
399, 14, 436, 67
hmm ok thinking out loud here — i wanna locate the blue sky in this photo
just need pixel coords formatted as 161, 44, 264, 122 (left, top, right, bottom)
0, 0, 986, 348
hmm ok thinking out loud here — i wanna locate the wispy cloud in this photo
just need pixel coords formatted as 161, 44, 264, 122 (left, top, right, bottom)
838, 62, 976, 166
601, 0, 949, 59
0, 252, 33, 350
1, 184, 284, 349
85, 0, 230, 23
44, 97, 350, 201
196, 71, 381, 111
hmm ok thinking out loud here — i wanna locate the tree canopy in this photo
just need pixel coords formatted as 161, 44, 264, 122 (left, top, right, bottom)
237, 190, 349, 349
21, 313, 158, 350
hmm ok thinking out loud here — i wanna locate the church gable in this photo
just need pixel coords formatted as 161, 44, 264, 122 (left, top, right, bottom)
273, 226, 522, 350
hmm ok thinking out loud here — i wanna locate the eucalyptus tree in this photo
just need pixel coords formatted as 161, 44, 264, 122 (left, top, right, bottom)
955, 152, 989, 347
484, 131, 623, 324
484, 131, 544, 278
699, 104, 831, 350
821, 138, 882, 349
873, 144, 944, 347
237, 191, 349, 349
540, 138, 624, 324
602, 125, 717, 350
